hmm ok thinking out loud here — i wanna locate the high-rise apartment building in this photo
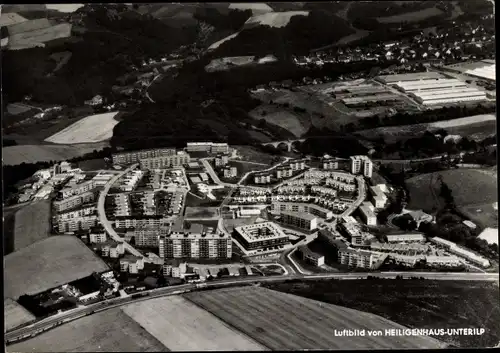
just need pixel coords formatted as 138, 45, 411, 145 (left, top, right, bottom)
112, 148, 177, 165
159, 230, 232, 259
139, 151, 191, 170
350, 155, 373, 178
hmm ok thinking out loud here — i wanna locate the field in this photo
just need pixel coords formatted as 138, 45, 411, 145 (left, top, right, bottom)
406, 169, 498, 220
0, 12, 28, 27
233, 145, 282, 165
249, 104, 310, 138
248, 130, 273, 142
3, 142, 110, 165
7, 308, 168, 352
266, 280, 500, 348
8, 23, 72, 50
244, 11, 309, 28
377, 7, 443, 24
45, 111, 120, 144
13, 199, 51, 252
184, 206, 220, 219
4, 236, 109, 299
184, 286, 446, 349
208, 32, 240, 50
478, 227, 498, 245
4, 298, 36, 332
75, 158, 108, 171
122, 296, 267, 351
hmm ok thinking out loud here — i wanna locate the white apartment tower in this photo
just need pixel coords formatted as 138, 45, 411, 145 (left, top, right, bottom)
350, 155, 373, 178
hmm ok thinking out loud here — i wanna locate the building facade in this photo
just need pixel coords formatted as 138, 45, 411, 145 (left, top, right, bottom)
271, 201, 334, 220
159, 232, 232, 259
279, 211, 318, 231
139, 152, 191, 170
53, 191, 96, 212
350, 155, 373, 178
60, 180, 97, 199
233, 222, 289, 251
112, 148, 177, 165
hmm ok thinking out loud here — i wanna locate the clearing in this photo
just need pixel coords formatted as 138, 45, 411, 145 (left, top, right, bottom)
244, 11, 309, 28
3, 142, 110, 165
406, 169, 497, 215
13, 199, 51, 252
45, 111, 120, 144
4, 298, 36, 332
249, 104, 310, 138
5, 236, 109, 299
184, 286, 446, 350
7, 308, 168, 352
233, 145, 284, 165
265, 279, 500, 348
377, 7, 443, 24
122, 296, 267, 351
184, 206, 220, 219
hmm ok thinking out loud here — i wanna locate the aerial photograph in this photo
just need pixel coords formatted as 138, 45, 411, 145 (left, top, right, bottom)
2, 1, 498, 351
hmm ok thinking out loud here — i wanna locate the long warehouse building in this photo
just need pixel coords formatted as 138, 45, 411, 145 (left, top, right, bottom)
409, 87, 487, 106
376, 72, 444, 84
394, 79, 467, 92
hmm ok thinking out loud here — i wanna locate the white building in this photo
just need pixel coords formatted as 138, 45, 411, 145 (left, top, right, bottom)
386, 233, 426, 243
339, 248, 378, 269
163, 261, 187, 278
279, 210, 318, 231
120, 255, 145, 274
429, 237, 490, 267
89, 232, 107, 243
34, 185, 53, 199
369, 185, 387, 209
233, 222, 290, 251
359, 202, 377, 226
297, 245, 325, 266
60, 180, 97, 199
350, 155, 373, 178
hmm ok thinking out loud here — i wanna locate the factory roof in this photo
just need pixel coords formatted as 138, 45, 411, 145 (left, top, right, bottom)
377, 71, 444, 82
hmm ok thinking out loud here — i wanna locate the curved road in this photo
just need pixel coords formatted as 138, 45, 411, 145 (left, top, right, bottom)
97, 163, 144, 258
6, 271, 498, 344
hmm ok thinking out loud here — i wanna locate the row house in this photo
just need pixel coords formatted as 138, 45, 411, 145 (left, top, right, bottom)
289, 158, 307, 171
323, 159, 339, 170
287, 178, 321, 186
329, 172, 356, 183
325, 178, 356, 192
56, 205, 96, 221
114, 217, 171, 229
232, 195, 268, 204
314, 197, 348, 212
270, 194, 312, 203
254, 173, 271, 184
275, 185, 306, 194
311, 186, 338, 197
238, 188, 268, 196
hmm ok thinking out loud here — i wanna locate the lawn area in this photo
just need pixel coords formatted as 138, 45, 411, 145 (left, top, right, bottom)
4, 298, 36, 332
75, 158, 108, 171
13, 199, 51, 252
233, 145, 281, 165
265, 279, 500, 348
184, 206, 220, 219
249, 104, 311, 138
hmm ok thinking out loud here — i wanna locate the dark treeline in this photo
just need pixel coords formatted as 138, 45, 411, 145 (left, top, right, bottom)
193, 8, 252, 31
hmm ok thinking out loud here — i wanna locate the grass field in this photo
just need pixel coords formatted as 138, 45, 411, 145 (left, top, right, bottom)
45, 111, 120, 144
266, 279, 500, 348
7, 308, 168, 352
228, 3, 273, 14
75, 158, 108, 171
244, 11, 309, 28
249, 104, 310, 138
3, 142, 110, 165
8, 23, 72, 50
0, 12, 28, 27
184, 206, 220, 219
122, 296, 267, 351
4, 298, 36, 332
5, 236, 109, 299
406, 169, 498, 218
377, 7, 443, 23
13, 199, 51, 252
233, 145, 280, 165
184, 286, 446, 349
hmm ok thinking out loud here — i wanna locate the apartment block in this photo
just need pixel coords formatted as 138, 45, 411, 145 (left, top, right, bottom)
139, 152, 191, 170
119, 255, 145, 274
429, 237, 490, 267
114, 217, 171, 229
163, 261, 187, 278
159, 229, 232, 260
323, 158, 339, 170
271, 201, 334, 220
297, 245, 325, 266
338, 248, 377, 269
359, 202, 377, 226
89, 232, 107, 244
53, 191, 96, 212
112, 148, 177, 165
55, 204, 96, 221
289, 159, 307, 171
369, 185, 387, 209
254, 173, 271, 184
60, 180, 97, 199
186, 142, 229, 154
279, 210, 318, 231
91, 173, 114, 186
133, 226, 170, 247
99, 241, 126, 258
223, 166, 238, 178
350, 155, 373, 178
276, 167, 293, 179
234, 222, 289, 251
57, 214, 98, 233
210, 143, 229, 154
386, 233, 426, 243
118, 170, 144, 192
215, 154, 229, 167
311, 186, 337, 197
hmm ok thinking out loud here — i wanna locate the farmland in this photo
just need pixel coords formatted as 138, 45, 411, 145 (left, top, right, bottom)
4, 298, 36, 332
265, 279, 500, 348
3, 142, 110, 165
377, 7, 443, 24
45, 111, 120, 144
244, 11, 309, 28
8, 23, 72, 50
184, 286, 446, 349
7, 308, 168, 352
13, 199, 51, 252
122, 296, 267, 351
5, 236, 109, 299
0, 12, 28, 27
406, 169, 498, 219
249, 104, 310, 138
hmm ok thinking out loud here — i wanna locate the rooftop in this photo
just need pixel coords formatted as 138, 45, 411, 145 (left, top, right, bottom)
280, 210, 317, 221
235, 222, 288, 243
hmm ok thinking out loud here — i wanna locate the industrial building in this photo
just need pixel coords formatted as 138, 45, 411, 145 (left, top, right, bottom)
408, 87, 487, 106
429, 237, 490, 267
297, 245, 325, 267
376, 71, 444, 84
350, 155, 373, 178
53, 191, 96, 212
112, 148, 177, 165
393, 78, 467, 93
359, 202, 377, 226
271, 201, 334, 220
233, 222, 289, 251
464, 64, 496, 82
279, 210, 318, 231
341, 93, 401, 107
139, 151, 191, 170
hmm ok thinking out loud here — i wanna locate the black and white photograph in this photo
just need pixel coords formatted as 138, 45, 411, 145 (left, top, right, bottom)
2, 1, 498, 351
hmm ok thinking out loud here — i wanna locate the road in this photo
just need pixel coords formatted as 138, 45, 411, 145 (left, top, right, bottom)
145, 74, 163, 103
97, 163, 144, 258
6, 270, 498, 344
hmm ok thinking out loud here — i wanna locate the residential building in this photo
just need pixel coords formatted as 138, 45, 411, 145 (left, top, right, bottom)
311, 186, 337, 197
120, 255, 145, 274
276, 185, 306, 194
113, 194, 130, 217
237, 207, 262, 218
215, 154, 229, 167
223, 166, 238, 178
323, 158, 339, 170
254, 173, 271, 184
370, 242, 430, 254
289, 158, 307, 171
159, 228, 232, 259
359, 202, 377, 226
233, 222, 289, 251
163, 261, 187, 278
57, 214, 98, 233
117, 170, 144, 192
186, 142, 213, 152
429, 237, 490, 267
339, 248, 378, 269
34, 169, 52, 180
89, 231, 107, 244
386, 233, 426, 243
297, 245, 325, 266
276, 167, 293, 179
59, 180, 97, 199
114, 216, 171, 229
210, 143, 229, 154
325, 178, 356, 192
53, 191, 96, 212
271, 201, 334, 220
425, 255, 462, 267
112, 148, 177, 165
92, 173, 114, 186
55, 204, 96, 221
99, 240, 125, 258
139, 151, 191, 170
279, 211, 318, 231
350, 155, 373, 178
369, 185, 387, 209
132, 226, 169, 247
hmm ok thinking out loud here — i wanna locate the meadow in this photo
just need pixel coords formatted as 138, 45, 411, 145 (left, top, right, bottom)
13, 199, 51, 252
4, 298, 36, 332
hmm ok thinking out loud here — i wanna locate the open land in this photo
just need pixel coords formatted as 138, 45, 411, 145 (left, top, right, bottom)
0, 12, 28, 27
184, 206, 220, 219
244, 11, 309, 28
228, 3, 273, 15
5, 236, 109, 299
249, 104, 310, 138
4, 298, 36, 332
184, 286, 446, 349
7, 308, 168, 352
45, 111, 120, 144
377, 7, 443, 24
8, 23, 73, 50
13, 199, 51, 252
122, 296, 267, 351
234, 145, 282, 165
406, 169, 498, 222
3, 142, 110, 165
265, 279, 500, 348
478, 227, 498, 245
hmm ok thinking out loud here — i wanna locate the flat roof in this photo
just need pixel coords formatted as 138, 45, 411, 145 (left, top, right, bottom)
377, 72, 444, 82
235, 222, 288, 243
